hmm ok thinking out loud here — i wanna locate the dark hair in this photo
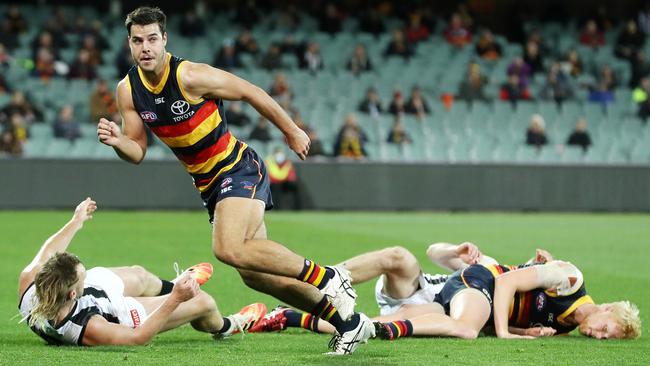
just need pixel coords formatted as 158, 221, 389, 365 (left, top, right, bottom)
125, 6, 166, 35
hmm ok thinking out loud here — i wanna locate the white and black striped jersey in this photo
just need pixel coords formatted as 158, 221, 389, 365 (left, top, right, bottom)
19, 282, 121, 346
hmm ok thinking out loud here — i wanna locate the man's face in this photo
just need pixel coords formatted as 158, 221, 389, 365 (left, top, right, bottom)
579, 308, 624, 339
128, 23, 167, 72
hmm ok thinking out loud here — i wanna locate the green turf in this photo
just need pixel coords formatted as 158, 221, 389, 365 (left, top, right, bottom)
1, 210, 648, 365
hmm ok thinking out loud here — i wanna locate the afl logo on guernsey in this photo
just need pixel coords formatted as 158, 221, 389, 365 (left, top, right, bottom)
171, 100, 190, 115
139, 111, 157, 123
536, 292, 546, 311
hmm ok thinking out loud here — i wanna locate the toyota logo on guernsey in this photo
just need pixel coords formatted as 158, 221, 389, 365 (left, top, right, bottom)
171, 100, 190, 115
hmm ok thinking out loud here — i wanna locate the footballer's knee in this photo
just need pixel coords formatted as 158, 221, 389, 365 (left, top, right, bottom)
454, 324, 480, 339
381, 246, 418, 272
195, 291, 218, 313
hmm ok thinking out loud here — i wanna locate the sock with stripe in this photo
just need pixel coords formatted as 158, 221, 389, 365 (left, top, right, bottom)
214, 317, 233, 335
297, 259, 334, 290
311, 296, 359, 333
158, 279, 174, 295
381, 320, 413, 340
285, 310, 320, 333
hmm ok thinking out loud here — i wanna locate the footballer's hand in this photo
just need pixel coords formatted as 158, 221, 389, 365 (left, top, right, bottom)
170, 274, 200, 303
525, 326, 557, 337
498, 332, 536, 339
457, 242, 482, 265
286, 128, 310, 160
535, 249, 554, 264
73, 197, 97, 223
97, 118, 123, 147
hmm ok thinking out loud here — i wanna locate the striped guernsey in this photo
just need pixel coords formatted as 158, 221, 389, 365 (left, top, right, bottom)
126, 53, 247, 193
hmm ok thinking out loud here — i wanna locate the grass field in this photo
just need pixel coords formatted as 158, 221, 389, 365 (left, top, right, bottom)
1, 209, 649, 365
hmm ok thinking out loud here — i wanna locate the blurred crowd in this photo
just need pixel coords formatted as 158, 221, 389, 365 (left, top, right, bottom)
1, 1, 649, 160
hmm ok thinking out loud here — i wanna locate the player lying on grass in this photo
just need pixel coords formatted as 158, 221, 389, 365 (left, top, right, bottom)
249, 242, 506, 333
372, 261, 641, 340
18, 198, 266, 346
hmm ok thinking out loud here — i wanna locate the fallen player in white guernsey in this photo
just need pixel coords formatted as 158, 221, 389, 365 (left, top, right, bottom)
18, 198, 266, 346
250, 242, 508, 333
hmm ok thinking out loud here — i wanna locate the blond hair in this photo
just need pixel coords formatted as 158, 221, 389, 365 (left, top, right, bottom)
608, 301, 642, 339
29, 253, 81, 328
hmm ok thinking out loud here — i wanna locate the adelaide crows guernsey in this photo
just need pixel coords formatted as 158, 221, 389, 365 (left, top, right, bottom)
126, 53, 247, 193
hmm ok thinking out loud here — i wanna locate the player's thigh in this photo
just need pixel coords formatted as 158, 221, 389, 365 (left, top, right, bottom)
213, 197, 265, 247
381, 247, 421, 299
449, 288, 491, 331
372, 302, 444, 322
106, 266, 151, 297
136, 291, 219, 331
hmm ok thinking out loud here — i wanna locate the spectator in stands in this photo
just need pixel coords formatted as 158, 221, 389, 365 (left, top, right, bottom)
249, 117, 272, 142
68, 49, 98, 80
386, 117, 412, 145
523, 40, 544, 75
1, 91, 42, 125
347, 44, 373, 75
475, 29, 502, 61
0, 127, 23, 156
32, 48, 58, 81
384, 29, 413, 59
334, 113, 367, 160
89, 79, 118, 122
359, 8, 385, 37
526, 29, 551, 57
457, 62, 490, 103
4, 5, 28, 36
586, 65, 618, 106
632, 77, 650, 121
278, 33, 299, 56
406, 86, 431, 119
405, 13, 430, 44
540, 62, 574, 106
443, 13, 472, 48
31, 31, 61, 62
388, 90, 407, 116
53, 105, 81, 142
225, 101, 251, 127
507, 57, 531, 88
579, 20, 605, 48
0, 42, 12, 68
629, 51, 650, 88
318, 3, 343, 35
79, 34, 103, 66
115, 40, 133, 77
268, 73, 293, 108
500, 74, 531, 106
213, 39, 242, 71
265, 147, 301, 210
235, 29, 260, 56
299, 41, 324, 73
566, 118, 592, 151
526, 114, 548, 148
615, 20, 645, 61
2, 112, 28, 152
259, 44, 284, 71
561, 49, 584, 78
358, 87, 384, 117
179, 9, 206, 38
